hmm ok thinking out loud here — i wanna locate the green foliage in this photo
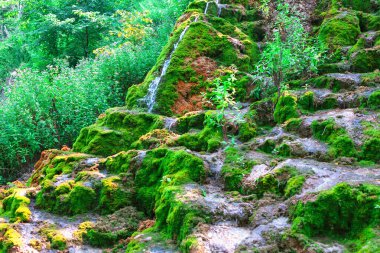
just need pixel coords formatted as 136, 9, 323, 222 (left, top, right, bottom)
0, 0, 191, 181
253, 3, 324, 99
291, 183, 380, 238
203, 75, 245, 140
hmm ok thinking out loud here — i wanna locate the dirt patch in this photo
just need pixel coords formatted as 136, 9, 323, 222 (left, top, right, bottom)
171, 81, 204, 115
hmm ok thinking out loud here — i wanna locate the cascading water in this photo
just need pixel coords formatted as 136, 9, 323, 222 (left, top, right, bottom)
141, 0, 225, 113
142, 25, 190, 113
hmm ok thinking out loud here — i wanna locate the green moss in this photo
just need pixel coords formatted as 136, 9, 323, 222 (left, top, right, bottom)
277, 143, 292, 157
131, 148, 206, 242
311, 118, 346, 143
104, 150, 138, 174
284, 118, 303, 133
291, 183, 380, 238
1, 193, 31, 222
358, 12, 380, 31
368, 90, 380, 110
98, 176, 134, 215
258, 139, 276, 154
318, 11, 360, 48
37, 180, 97, 215
176, 123, 223, 152
351, 47, 380, 73
238, 122, 256, 142
0, 224, 22, 252
68, 183, 97, 214
348, 37, 365, 56
134, 148, 205, 216
341, 0, 377, 12
221, 147, 254, 192
73, 108, 164, 156
274, 93, 299, 124
298, 91, 314, 111
329, 135, 357, 158
284, 175, 306, 198
176, 112, 205, 134
40, 225, 67, 250
247, 166, 305, 198
361, 138, 380, 163
131, 129, 176, 150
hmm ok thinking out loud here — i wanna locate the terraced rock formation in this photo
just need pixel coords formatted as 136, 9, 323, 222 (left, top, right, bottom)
1, 0, 379, 252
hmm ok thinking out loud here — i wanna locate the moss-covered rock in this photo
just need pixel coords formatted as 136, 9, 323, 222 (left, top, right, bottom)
318, 11, 360, 48
221, 147, 254, 192
98, 176, 134, 215
291, 183, 380, 238
298, 91, 315, 111
367, 89, 380, 110
273, 93, 299, 124
1, 192, 31, 223
0, 223, 22, 252
176, 120, 223, 152
126, 4, 260, 115
351, 46, 380, 73
73, 108, 164, 156
245, 166, 306, 198
40, 225, 67, 250
360, 138, 380, 163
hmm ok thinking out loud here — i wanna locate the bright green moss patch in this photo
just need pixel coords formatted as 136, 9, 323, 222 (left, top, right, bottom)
318, 11, 360, 48
98, 176, 134, 215
0, 223, 22, 252
104, 150, 139, 174
176, 124, 223, 152
1, 193, 31, 222
73, 108, 164, 156
329, 135, 357, 158
274, 93, 299, 124
291, 183, 380, 239
134, 148, 205, 216
311, 118, 346, 142
311, 118, 357, 158
221, 147, 255, 192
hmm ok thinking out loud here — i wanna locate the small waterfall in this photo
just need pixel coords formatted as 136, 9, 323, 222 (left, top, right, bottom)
141, 1, 222, 113
142, 25, 190, 113
164, 117, 178, 131
204, 2, 211, 14
216, 0, 228, 17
